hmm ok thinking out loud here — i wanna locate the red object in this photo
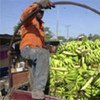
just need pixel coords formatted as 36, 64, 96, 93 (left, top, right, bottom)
10, 90, 58, 100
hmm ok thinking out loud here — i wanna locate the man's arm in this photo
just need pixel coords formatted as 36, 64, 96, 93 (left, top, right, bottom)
20, 1, 55, 21
20, 3, 39, 21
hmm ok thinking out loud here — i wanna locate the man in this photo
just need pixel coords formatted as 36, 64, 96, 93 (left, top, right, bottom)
19, 1, 55, 100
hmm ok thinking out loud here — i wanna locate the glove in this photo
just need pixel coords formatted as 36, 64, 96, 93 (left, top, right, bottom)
36, 0, 55, 9
47, 2, 55, 9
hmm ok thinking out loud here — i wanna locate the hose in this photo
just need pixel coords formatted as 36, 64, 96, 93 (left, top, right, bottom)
54, 1, 100, 15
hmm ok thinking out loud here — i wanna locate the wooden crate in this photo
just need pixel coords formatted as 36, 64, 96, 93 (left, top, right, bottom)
10, 70, 29, 88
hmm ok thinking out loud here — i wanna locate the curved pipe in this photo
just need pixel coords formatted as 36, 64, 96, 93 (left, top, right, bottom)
54, 1, 100, 15
9, 1, 100, 50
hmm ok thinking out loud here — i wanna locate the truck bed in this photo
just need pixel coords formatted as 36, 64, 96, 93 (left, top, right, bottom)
10, 90, 58, 100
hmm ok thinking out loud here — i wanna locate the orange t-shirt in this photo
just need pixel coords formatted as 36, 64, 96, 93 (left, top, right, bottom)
20, 3, 45, 49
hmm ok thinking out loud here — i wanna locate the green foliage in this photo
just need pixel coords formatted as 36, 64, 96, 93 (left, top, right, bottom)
57, 36, 66, 42
13, 22, 20, 35
44, 27, 53, 41
88, 34, 100, 41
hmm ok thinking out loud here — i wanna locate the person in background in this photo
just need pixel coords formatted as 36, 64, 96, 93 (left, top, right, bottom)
19, 1, 55, 100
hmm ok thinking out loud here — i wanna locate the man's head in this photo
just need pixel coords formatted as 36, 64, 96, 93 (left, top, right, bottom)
36, 10, 44, 20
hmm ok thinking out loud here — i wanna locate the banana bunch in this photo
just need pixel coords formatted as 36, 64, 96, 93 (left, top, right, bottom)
50, 39, 100, 99
57, 41, 79, 54
85, 49, 100, 64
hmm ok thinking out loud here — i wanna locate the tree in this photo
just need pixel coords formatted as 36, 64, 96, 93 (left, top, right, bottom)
44, 27, 53, 41
13, 22, 20, 35
57, 36, 66, 42
88, 34, 100, 41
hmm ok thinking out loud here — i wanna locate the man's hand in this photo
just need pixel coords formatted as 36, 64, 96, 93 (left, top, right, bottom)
45, 45, 57, 53
36, 0, 55, 9
46, 2, 55, 9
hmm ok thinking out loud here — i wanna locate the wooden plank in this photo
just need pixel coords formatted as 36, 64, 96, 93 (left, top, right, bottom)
10, 90, 58, 100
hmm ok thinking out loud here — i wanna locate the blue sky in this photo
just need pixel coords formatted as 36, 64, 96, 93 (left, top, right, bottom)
0, 0, 100, 38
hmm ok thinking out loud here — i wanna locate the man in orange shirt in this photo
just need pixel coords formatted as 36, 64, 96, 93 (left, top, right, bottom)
20, 1, 55, 100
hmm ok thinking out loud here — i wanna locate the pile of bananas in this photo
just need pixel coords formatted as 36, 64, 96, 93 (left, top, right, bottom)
50, 39, 100, 100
